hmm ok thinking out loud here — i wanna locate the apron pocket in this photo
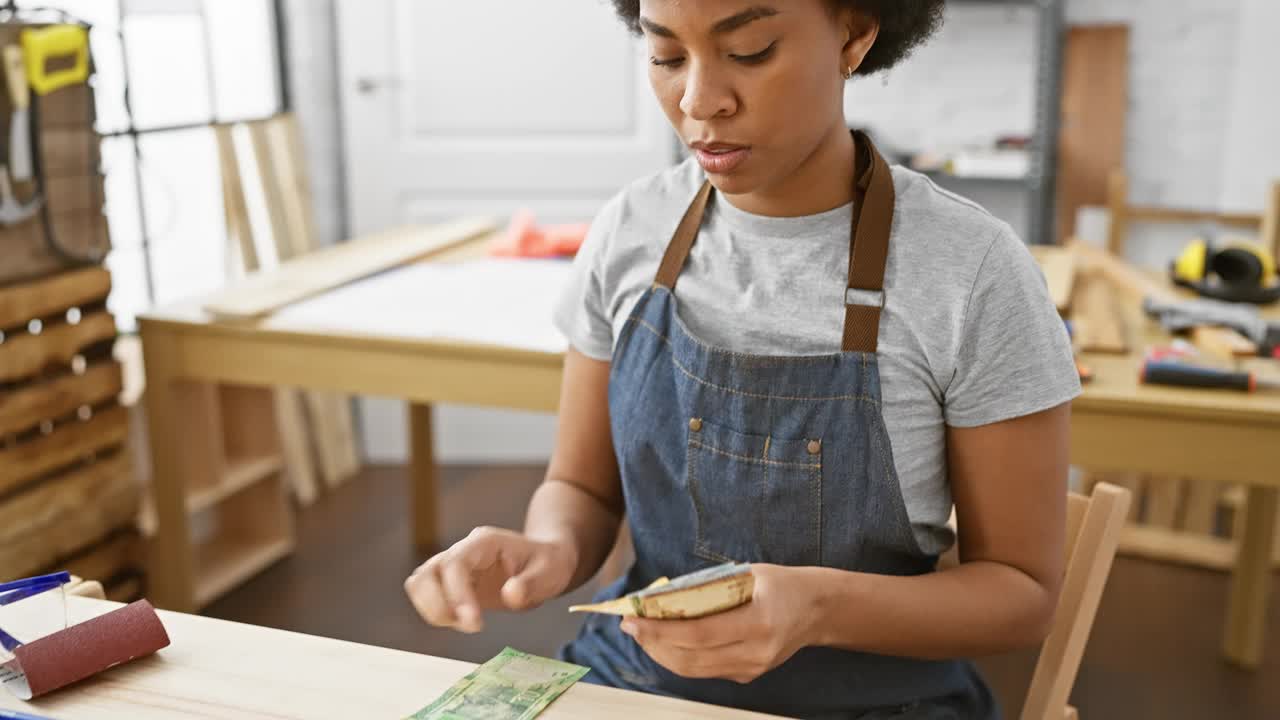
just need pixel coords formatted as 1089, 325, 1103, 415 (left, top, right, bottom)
686, 418, 823, 566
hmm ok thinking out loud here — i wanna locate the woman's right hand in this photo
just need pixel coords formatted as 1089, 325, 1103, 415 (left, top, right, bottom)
404, 526, 577, 634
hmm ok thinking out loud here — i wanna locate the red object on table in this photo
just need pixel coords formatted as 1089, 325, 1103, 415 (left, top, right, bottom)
489, 209, 590, 258
3, 600, 170, 700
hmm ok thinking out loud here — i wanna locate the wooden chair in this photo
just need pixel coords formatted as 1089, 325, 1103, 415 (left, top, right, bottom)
1105, 170, 1280, 258
941, 482, 1132, 720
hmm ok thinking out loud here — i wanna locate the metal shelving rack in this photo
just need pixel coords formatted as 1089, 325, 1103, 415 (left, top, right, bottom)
946, 0, 1066, 246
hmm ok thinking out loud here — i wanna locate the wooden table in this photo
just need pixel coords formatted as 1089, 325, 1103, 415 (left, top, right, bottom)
0, 597, 781, 719
139, 233, 1279, 669
138, 239, 566, 613
1072, 345, 1280, 669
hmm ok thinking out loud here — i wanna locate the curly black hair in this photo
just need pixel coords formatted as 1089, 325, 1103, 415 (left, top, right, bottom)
609, 0, 946, 76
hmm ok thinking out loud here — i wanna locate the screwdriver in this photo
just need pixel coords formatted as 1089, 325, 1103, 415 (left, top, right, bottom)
1141, 360, 1280, 393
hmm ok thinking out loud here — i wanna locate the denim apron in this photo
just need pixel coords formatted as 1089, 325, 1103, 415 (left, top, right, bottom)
560, 133, 998, 720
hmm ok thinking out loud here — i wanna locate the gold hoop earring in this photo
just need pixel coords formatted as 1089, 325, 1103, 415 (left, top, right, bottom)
842, 66, 855, 79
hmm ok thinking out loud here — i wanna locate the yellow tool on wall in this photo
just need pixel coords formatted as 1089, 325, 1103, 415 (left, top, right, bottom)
21, 24, 89, 96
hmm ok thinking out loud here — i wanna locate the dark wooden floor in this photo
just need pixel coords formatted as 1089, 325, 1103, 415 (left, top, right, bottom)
205, 465, 1280, 719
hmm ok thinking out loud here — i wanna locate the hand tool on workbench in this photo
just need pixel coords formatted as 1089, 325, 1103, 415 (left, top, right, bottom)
1141, 360, 1280, 393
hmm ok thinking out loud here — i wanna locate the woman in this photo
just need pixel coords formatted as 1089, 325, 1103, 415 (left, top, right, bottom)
405, 1, 1080, 717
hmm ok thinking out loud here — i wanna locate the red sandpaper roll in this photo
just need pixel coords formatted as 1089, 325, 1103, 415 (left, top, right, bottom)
1, 600, 170, 700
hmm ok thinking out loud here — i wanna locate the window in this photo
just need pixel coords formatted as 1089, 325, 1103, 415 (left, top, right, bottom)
17, 0, 284, 331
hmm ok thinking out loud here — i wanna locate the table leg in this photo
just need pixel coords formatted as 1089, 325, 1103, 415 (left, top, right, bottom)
140, 329, 196, 613
408, 402, 439, 550
1224, 486, 1279, 668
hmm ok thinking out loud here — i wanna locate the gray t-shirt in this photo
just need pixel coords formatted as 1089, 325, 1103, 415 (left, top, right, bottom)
553, 158, 1081, 554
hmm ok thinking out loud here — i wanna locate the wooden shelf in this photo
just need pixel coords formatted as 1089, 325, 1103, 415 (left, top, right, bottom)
190, 467, 294, 608
194, 534, 294, 607
187, 455, 285, 514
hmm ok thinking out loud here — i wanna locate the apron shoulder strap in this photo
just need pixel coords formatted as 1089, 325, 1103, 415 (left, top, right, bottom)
654, 181, 713, 291
651, 131, 895, 353
842, 130, 895, 353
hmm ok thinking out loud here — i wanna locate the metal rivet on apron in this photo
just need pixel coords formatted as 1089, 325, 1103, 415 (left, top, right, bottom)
807, 439, 822, 455
689, 418, 703, 432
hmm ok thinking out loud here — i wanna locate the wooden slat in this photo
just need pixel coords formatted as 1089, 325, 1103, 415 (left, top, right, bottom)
303, 391, 360, 488
0, 266, 111, 329
1127, 206, 1261, 229
0, 361, 122, 435
0, 310, 116, 382
1031, 245, 1076, 313
1056, 25, 1128, 245
202, 217, 495, 320
0, 451, 138, 579
1181, 480, 1223, 535
58, 531, 139, 586
269, 114, 320, 259
1262, 180, 1280, 262
1070, 271, 1129, 353
216, 124, 258, 272
1190, 326, 1258, 361
272, 389, 319, 504
0, 403, 129, 493
248, 120, 300, 263
1144, 476, 1183, 529
255, 114, 361, 488
214, 127, 318, 506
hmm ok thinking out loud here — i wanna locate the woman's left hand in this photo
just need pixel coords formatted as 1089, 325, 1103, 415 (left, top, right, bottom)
620, 564, 824, 684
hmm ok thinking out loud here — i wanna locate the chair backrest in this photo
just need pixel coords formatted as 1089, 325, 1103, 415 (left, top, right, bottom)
1105, 170, 1280, 258
1021, 482, 1132, 720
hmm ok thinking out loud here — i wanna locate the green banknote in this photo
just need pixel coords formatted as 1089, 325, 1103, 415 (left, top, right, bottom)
407, 647, 590, 720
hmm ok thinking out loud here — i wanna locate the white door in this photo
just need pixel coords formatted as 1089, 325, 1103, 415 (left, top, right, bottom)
336, 0, 673, 463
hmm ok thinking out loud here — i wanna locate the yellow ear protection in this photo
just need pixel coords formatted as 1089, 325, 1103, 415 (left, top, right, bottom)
1171, 238, 1280, 304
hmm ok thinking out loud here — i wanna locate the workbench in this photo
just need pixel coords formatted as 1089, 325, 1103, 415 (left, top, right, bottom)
137, 231, 1279, 669
1069, 306, 1280, 670
0, 596, 782, 719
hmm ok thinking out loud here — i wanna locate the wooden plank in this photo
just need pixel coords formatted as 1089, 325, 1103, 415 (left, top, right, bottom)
0, 403, 130, 494
1070, 271, 1129, 353
59, 531, 139, 587
303, 391, 360, 488
0, 360, 122, 435
1190, 326, 1258, 361
1074, 241, 1264, 360
0, 310, 116, 382
0, 451, 138, 579
269, 114, 320, 258
216, 124, 258, 272
273, 389, 320, 505
1056, 25, 1128, 245
248, 120, 301, 263
259, 113, 361, 488
202, 217, 496, 321
1030, 245, 1076, 313
215, 126, 318, 506
0, 266, 111, 329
